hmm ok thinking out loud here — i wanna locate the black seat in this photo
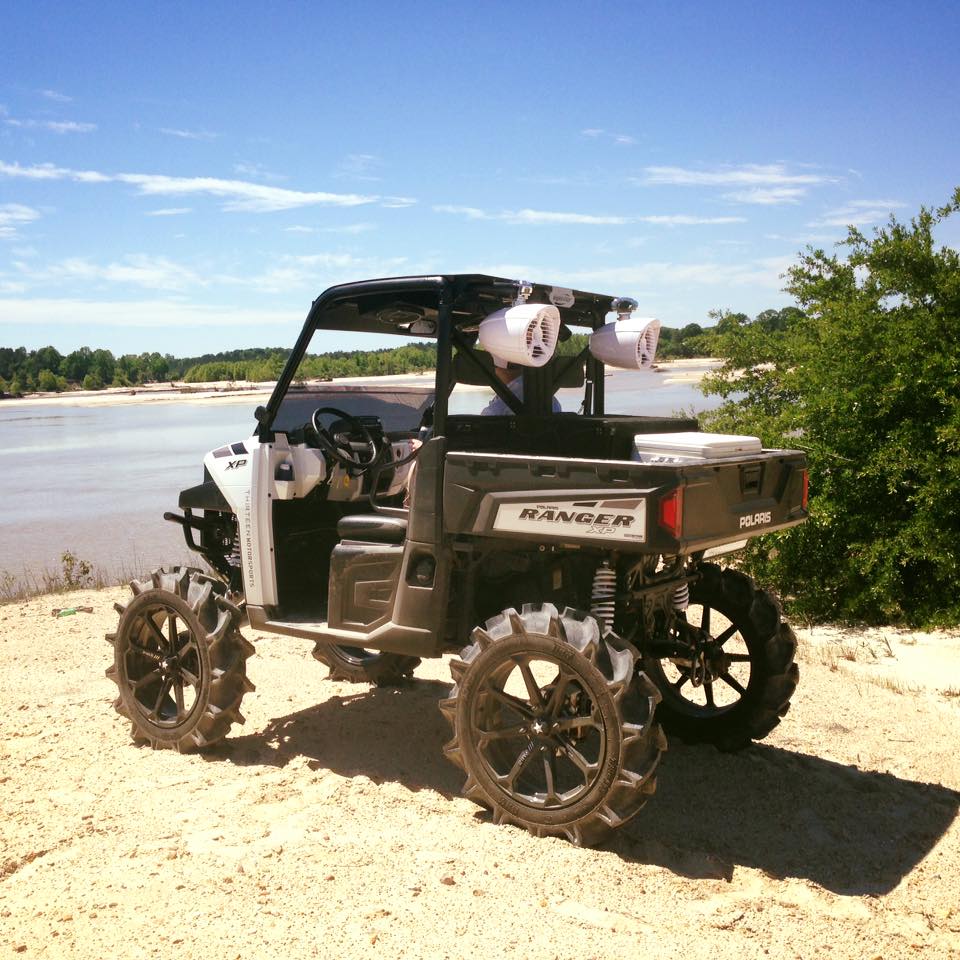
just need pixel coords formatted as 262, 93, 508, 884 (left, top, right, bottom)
337, 514, 408, 544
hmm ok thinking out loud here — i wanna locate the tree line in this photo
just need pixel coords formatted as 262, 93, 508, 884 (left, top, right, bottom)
0, 322, 733, 396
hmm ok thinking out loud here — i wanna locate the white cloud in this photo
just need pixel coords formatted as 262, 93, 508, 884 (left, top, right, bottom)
581, 128, 635, 145
45, 121, 97, 134
642, 164, 837, 187
0, 203, 41, 239
160, 127, 218, 141
434, 205, 743, 226
637, 214, 745, 225
0, 160, 381, 212
809, 199, 907, 228
0, 161, 110, 182
32, 255, 204, 292
284, 223, 376, 235
509, 209, 632, 225
336, 153, 383, 181
232, 161, 285, 182
566, 255, 796, 291
0, 297, 300, 329
145, 207, 192, 216
2, 115, 96, 134
723, 187, 806, 205
434, 204, 489, 220
230, 253, 409, 293
39, 89, 72, 103
381, 196, 417, 209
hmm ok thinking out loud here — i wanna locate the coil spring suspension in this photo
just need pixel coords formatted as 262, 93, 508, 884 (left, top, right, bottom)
590, 560, 617, 630
673, 581, 689, 611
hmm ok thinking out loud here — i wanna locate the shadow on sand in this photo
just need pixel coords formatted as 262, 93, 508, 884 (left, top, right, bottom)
219, 678, 959, 897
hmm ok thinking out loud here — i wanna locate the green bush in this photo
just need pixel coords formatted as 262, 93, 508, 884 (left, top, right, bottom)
700, 188, 960, 627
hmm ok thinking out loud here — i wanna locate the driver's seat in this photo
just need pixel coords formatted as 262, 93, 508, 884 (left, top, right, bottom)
337, 514, 408, 544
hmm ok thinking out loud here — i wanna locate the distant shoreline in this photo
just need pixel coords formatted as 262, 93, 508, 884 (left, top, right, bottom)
0, 358, 720, 409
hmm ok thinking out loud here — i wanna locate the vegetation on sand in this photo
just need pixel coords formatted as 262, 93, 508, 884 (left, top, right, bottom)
701, 188, 960, 627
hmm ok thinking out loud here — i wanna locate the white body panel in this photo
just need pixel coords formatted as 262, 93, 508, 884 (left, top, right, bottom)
204, 435, 328, 607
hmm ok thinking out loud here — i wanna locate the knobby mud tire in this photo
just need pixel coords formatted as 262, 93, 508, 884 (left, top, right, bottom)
312, 643, 420, 686
441, 604, 665, 847
646, 563, 799, 751
106, 567, 254, 751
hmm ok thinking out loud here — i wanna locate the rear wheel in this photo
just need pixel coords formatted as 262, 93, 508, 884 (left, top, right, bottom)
106, 567, 254, 751
442, 604, 665, 846
644, 563, 798, 751
312, 643, 419, 685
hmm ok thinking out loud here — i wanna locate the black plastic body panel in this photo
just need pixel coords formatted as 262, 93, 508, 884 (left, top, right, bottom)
328, 542, 404, 631
324, 538, 452, 652
443, 449, 807, 555
445, 414, 698, 460
178, 479, 231, 513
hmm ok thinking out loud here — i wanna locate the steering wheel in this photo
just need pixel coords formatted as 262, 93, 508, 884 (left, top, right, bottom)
310, 406, 379, 470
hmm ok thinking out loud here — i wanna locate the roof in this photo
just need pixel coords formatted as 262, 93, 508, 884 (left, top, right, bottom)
305, 274, 619, 337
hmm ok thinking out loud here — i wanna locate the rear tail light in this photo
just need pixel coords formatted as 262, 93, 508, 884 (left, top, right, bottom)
658, 486, 684, 538
801, 469, 809, 510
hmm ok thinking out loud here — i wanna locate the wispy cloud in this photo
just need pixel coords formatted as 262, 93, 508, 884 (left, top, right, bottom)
232, 161, 285, 182
336, 153, 383, 181
565, 255, 797, 292
723, 187, 807, 205
639, 214, 745, 226
642, 164, 837, 187
0, 204, 41, 239
581, 128, 635, 146
220, 252, 410, 294
12, 250, 410, 297
0, 160, 381, 212
434, 205, 744, 226
809, 199, 907, 228
160, 127, 218, 141
284, 223, 376, 235
1, 112, 96, 134
39, 89, 72, 103
0, 297, 301, 329
765, 232, 838, 246
22, 254, 204, 292
381, 196, 416, 209
145, 207, 192, 216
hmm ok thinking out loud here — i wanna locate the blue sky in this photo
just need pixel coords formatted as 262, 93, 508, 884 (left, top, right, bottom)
2, 0, 958, 355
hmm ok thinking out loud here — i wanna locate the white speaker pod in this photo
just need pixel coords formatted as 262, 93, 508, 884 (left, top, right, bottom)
478, 303, 561, 368
589, 317, 661, 370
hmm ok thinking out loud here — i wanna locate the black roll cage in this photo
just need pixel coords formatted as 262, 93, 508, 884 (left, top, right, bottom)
255, 274, 617, 442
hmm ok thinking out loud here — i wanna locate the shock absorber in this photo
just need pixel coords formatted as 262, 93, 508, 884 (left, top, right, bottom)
590, 560, 617, 630
673, 580, 690, 611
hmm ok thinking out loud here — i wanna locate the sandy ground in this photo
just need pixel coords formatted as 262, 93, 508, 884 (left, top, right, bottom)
2, 586, 958, 960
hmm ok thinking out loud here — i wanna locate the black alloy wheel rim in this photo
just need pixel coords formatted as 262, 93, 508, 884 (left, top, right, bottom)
124, 603, 203, 727
655, 603, 753, 716
336, 646, 383, 664
472, 652, 607, 810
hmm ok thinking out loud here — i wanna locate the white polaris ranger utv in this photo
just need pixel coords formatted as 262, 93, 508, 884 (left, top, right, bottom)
108, 274, 807, 845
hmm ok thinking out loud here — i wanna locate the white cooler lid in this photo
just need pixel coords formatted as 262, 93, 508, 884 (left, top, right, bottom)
632, 431, 763, 459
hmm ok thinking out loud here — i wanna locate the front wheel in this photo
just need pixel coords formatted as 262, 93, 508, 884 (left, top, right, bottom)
643, 563, 799, 751
106, 567, 255, 751
442, 604, 665, 846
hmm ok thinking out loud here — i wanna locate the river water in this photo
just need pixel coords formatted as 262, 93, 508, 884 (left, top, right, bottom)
0, 365, 721, 582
